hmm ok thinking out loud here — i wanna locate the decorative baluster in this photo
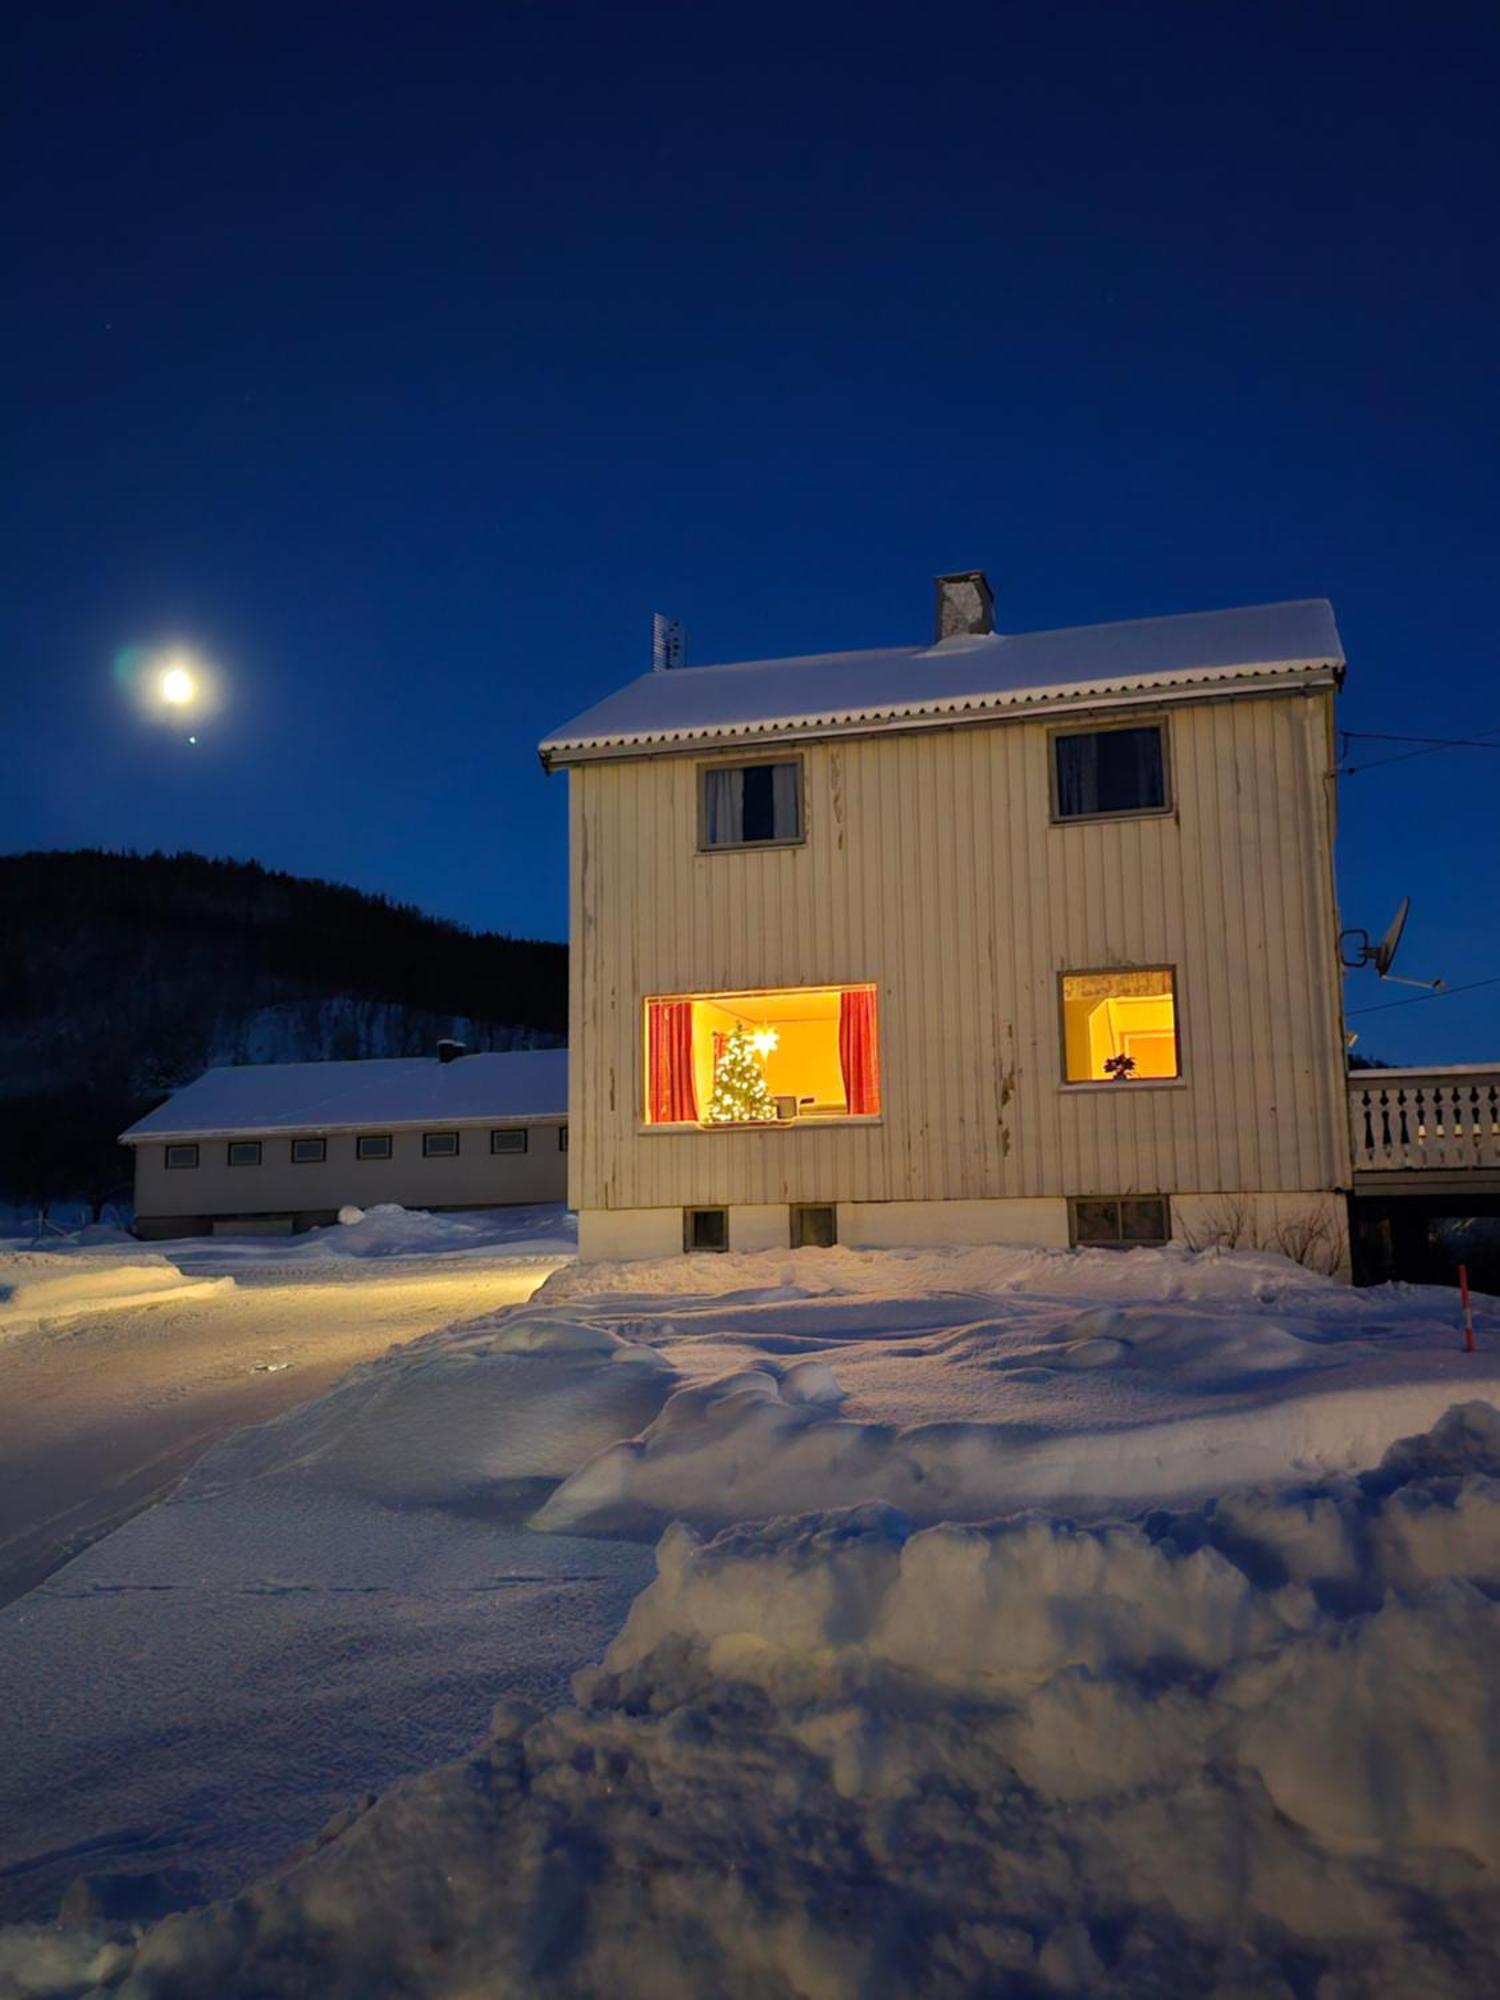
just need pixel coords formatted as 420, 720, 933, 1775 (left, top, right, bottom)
1396, 1089, 1411, 1160
1378, 1088, 1392, 1158
1361, 1089, 1375, 1160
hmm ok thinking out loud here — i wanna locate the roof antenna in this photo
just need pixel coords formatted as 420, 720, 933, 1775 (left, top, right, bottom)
652, 613, 684, 673
1339, 896, 1445, 991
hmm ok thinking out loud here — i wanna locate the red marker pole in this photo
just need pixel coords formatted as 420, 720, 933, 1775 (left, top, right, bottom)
1459, 1264, 1476, 1354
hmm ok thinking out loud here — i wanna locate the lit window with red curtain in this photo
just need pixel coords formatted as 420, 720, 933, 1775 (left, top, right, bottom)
837, 988, 880, 1115
647, 999, 699, 1123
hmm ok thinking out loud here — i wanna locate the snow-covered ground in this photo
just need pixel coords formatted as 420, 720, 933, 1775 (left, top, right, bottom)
1, 1235, 1497, 1995
0, 1206, 575, 1606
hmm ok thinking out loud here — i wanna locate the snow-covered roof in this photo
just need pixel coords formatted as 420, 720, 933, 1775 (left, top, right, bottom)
119, 1049, 568, 1143
540, 599, 1344, 766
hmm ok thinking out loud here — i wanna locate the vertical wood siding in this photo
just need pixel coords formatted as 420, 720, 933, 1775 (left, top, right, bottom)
566, 691, 1349, 1212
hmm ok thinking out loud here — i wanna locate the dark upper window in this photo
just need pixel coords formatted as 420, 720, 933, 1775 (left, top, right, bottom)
490, 1129, 527, 1155
423, 1132, 460, 1158
165, 1143, 199, 1169
356, 1134, 392, 1161
227, 1140, 262, 1167
291, 1137, 327, 1164
1054, 725, 1167, 820
701, 760, 802, 848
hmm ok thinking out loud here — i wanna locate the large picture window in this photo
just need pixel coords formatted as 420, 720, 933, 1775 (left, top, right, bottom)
1062, 968, 1180, 1083
700, 759, 802, 849
644, 985, 880, 1125
1054, 723, 1167, 820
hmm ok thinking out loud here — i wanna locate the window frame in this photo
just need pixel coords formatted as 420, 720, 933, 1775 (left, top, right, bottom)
226, 1140, 263, 1168
696, 753, 806, 854
423, 1131, 461, 1159
1048, 715, 1173, 826
641, 981, 883, 1132
489, 1128, 527, 1156
790, 1203, 837, 1249
683, 1206, 729, 1253
1068, 1194, 1172, 1249
164, 1143, 199, 1170
1058, 963, 1184, 1087
356, 1133, 393, 1162
291, 1137, 327, 1164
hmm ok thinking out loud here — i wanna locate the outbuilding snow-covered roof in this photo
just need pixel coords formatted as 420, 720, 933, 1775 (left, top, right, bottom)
119, 1049, 568, 1143
539, 599, 1343, 766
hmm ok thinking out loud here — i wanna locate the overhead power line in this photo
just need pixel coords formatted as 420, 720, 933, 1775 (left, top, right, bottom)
1348, 973, 1500, 1016
1338, 725, 1500, 775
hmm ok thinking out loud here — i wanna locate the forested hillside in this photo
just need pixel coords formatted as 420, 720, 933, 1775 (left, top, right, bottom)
0, 850, 566, 1211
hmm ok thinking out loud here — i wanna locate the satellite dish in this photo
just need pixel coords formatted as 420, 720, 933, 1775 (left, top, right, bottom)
1372, 896, 1409, 977
1339, 896, 1444, 991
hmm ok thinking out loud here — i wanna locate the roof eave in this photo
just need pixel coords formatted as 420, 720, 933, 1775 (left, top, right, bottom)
119, 1110, 567, 1145
539, 657, 1343, 768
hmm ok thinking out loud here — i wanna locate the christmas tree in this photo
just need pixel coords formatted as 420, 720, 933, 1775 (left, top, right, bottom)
706, 1025, 778, 1123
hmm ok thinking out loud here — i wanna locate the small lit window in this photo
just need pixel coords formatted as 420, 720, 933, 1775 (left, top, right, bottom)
1062, 969, 1179, 1083
227, 1140, 262, 1167
490, 1129, 527, 1155
423, 1132, 460, 1158
291, 1137, 327, 1164
165, 1143, 199, 1170
701, 760, 802, 848
684, 1207, 728, 1253
791, 1204, 837, 1249
357, 1134, 392, 1161
1070, 1195, 1170, 1248
1054, 724, 1167, 819
558, 1124, 568, 1152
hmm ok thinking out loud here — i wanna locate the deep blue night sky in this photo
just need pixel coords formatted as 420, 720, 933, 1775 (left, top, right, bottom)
5, 1, 1496, 1061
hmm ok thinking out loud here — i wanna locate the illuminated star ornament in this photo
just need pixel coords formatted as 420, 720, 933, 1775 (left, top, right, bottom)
114, 643, 224, 739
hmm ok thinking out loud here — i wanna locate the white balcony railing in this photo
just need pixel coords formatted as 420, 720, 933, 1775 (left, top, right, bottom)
1348, 1066, 1500, 1175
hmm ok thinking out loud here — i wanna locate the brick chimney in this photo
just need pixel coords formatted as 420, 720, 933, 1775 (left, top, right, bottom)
934, 570, 995, 642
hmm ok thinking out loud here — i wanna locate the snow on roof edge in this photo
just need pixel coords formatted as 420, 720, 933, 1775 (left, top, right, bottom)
541, 655, 1339, 766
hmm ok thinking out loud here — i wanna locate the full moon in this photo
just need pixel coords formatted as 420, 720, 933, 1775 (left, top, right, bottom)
160, 665, 197, 706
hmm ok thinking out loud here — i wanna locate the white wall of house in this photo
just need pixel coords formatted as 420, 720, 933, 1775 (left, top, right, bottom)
131, 1119, 568, 1234
565, 688, 1350, 1260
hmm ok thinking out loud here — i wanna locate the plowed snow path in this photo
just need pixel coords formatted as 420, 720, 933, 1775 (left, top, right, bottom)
0, 1257, 561, 1607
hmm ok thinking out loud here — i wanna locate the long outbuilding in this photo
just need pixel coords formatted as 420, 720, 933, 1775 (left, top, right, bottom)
120, 1047, 568, 1238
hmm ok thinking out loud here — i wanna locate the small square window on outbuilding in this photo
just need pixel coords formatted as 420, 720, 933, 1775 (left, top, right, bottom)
423, 1132, 460, 1158
790, 1203, 837, 1249
1070, 1195, 1171, 1249
227, 1140, 262, 1167
356, 1134, 393, 1161
700, 759, 803, 849
164, 1143, 199, 1170
291, 1137, 327, 1164
490, 1129, 527, 1155
684, 1206, 729, 1253
1053, 723, 1168, 820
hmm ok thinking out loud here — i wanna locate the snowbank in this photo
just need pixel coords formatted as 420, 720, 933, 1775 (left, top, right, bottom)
0, 1250, 231, 1338
26, 1404, 1498, 1998
532, 1284, 1500, 1535
219, 1202, 577, 1264
541, 1237, 1336, 1306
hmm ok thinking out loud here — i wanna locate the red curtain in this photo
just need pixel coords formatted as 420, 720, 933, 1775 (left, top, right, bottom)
838, 988, 880, 1115
648, 1000, 699, 1124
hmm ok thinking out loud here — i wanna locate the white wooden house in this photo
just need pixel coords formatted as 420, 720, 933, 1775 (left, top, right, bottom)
121, 1047, 568, 1237
540, 573, 1353, 1268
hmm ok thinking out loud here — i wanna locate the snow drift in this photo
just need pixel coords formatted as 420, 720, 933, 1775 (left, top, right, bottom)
0, 1249, 231, 1338
19, 1403, 1499, 1999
